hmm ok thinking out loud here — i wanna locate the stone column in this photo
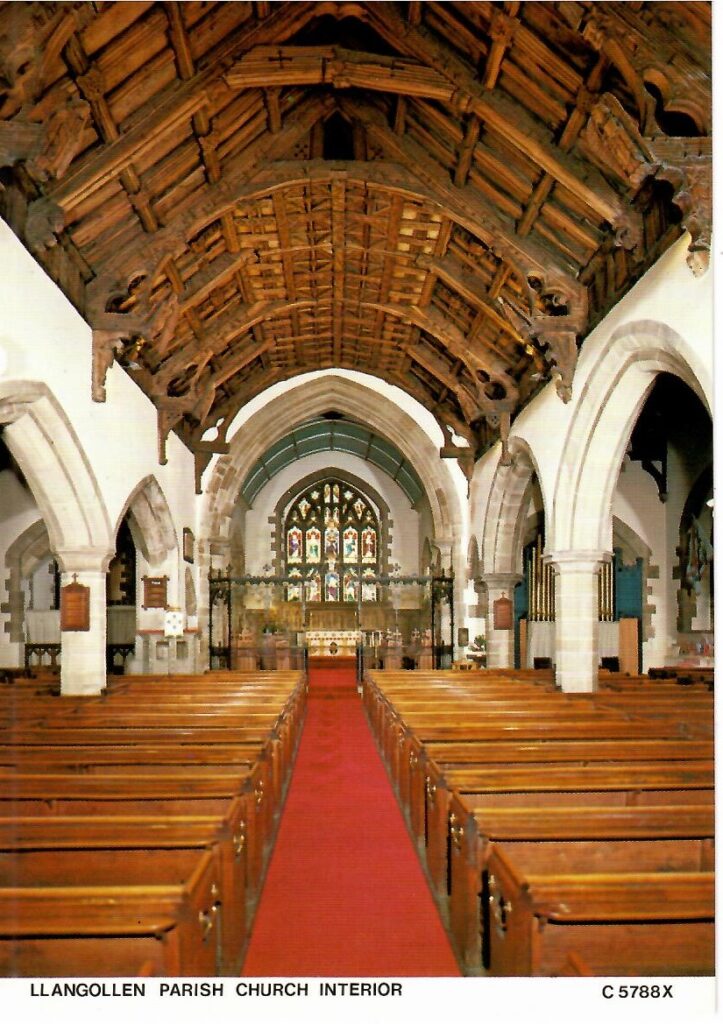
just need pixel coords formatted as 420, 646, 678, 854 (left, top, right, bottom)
482, 573, 522, 669
548, 551, 607, 693
57, 549, 112, 696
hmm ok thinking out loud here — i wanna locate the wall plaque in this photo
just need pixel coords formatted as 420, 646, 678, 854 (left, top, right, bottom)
142, 575, 168, 610
493, 595, 513, 630
60, 577, 90, 631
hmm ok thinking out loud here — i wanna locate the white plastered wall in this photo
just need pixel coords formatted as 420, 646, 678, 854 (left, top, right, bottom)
0, 219, 200, 677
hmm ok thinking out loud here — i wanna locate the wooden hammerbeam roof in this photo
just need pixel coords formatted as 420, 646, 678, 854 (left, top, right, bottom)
0, 1, 711, 481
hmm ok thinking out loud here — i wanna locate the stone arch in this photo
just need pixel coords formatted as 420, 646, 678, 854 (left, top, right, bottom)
185, 567, 197, 618
197, 375, 464, 664
203, 375, 460, 555
4, 518, 51, 643
467, 536, 480, 581
552, 320, 710, 555
421, 537, 434, 574
116, 475, 178, 567
482, 437, 548, 576
0, 381, 112, 566
271, 466, 394, 576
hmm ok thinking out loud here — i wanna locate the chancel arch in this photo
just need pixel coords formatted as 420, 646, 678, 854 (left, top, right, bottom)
202, 374, 460, 556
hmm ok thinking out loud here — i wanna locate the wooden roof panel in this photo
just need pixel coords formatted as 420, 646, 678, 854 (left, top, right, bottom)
0, 0, 709, 460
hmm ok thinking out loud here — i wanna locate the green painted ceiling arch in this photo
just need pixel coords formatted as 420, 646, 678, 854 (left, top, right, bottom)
241, 417, 424, 507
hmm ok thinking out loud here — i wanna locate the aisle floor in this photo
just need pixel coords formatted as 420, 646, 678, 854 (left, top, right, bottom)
241, 666, 461, 976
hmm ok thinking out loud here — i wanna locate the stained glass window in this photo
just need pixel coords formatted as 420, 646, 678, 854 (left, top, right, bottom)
284, 478, 380, 602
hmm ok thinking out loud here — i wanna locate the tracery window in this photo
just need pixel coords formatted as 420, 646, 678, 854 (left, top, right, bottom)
284, 479, 379, 602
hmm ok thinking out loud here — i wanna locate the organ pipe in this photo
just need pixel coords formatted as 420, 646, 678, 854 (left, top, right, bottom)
527, 534, 555, 622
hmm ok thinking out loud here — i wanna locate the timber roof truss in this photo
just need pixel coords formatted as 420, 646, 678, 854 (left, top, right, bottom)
0, 1, 711, 480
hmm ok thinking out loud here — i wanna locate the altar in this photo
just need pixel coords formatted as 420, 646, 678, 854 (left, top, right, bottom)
306, 630, 360, 658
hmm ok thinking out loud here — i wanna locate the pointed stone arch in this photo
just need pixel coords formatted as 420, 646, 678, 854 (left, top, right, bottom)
203, 375, 458, 551
4, 518, 51, 644
116, 475, 178, 568
0, 381, 112, 567
551, 319, 711, 555
482, 437, 547, 577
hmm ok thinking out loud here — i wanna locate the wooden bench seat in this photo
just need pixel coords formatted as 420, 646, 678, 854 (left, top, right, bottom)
446, 798, 715, 970
0, 880, 220, 977
485, 846, 714, 976
0, 773, 271, 898
0, 822, 254, 975
422, 761, 714, 895
402, 738, 713, 825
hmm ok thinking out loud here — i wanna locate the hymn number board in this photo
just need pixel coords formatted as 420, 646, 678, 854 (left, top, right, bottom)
60, 576, 90, 631
142, 575, 169, 610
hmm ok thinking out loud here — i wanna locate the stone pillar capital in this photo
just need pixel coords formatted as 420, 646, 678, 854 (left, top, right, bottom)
480, 572, 523, 591
55, 546, 115, 573
545, 550, 612, 574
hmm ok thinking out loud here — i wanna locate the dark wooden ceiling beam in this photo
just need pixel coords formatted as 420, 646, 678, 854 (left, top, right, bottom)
416, 218, 452, 308
405, 343, 478, 423
272, 190, 304, 364
336, 98, 588, 319
454, 114, 480, 188
83, 98, 336, 314
482, 3, 520, 90
365, 299, 517, 406
363, 4, 639, 245
331, 176, 346, 365
39, 1, 320, 213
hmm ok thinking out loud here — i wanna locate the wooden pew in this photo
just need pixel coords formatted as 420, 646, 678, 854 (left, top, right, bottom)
484, 846, 714, 976
445, 798, 715, 971
0, 771, 274, 899
404, 737, 714, 844
0, 815, 257, 975
423, 761, 715, 893
0, 881, 220, 977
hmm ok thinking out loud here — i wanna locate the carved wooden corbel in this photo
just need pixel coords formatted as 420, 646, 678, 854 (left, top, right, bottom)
525, 274, 588, 404
190, 439, 231, 495
157, 407, 181, 466
0, 120, 44, 170
24, 195, 65, 253
439, 423, 475, 485
580, 93, 656, 194
26, 94, 91, 181
647, 137, 711, 277
528, 320, 580, 403
91, 329, 124, 403
485, 407, 512, 466
89, 310, 151, 402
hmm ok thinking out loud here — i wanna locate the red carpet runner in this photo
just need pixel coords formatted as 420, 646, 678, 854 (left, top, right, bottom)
241, 665, 460, 976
